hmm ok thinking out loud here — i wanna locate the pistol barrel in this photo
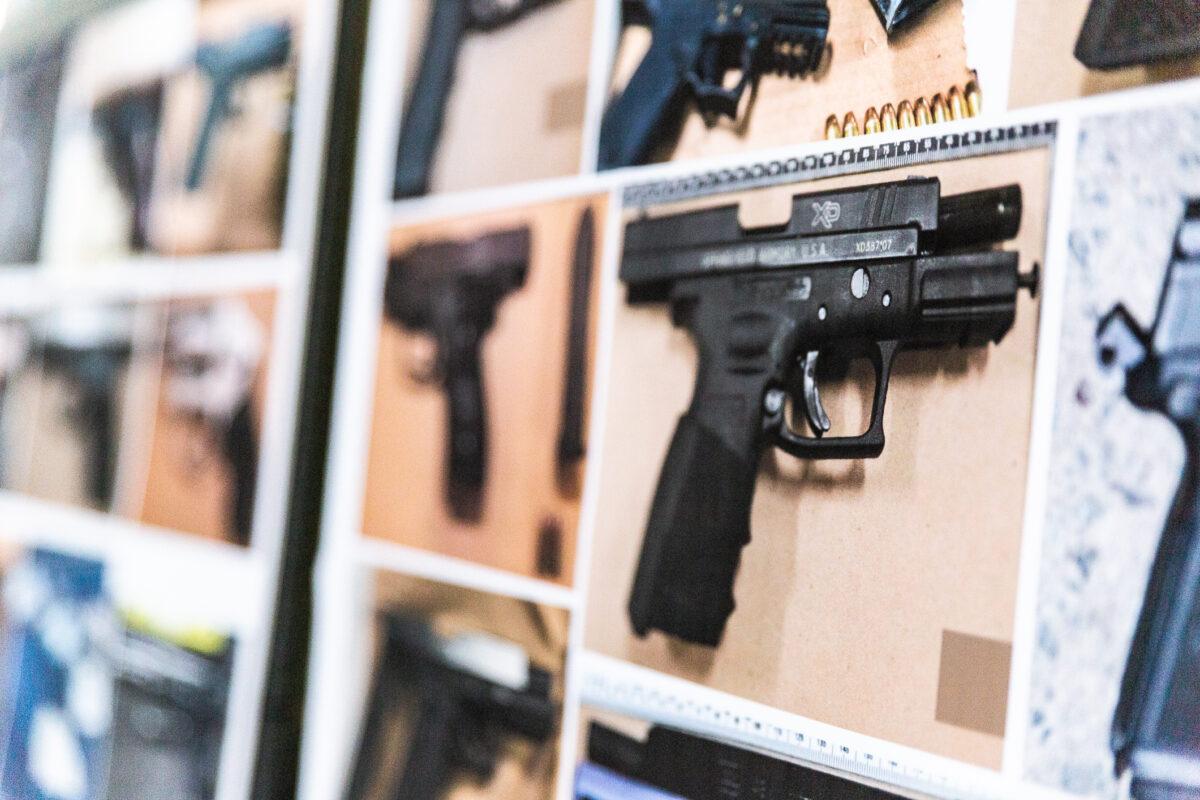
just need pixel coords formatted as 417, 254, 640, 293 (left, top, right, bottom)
937, 184, 1023, 250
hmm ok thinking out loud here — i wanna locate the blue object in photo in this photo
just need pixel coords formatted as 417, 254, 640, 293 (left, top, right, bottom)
0, 549, 116, 800
573, 762, 687, 800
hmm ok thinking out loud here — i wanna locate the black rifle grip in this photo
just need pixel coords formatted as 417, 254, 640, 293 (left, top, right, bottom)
628, 410, 758, 646
597, 35, 688, 170
443, 335, 487, 520
395, 1, 468, 198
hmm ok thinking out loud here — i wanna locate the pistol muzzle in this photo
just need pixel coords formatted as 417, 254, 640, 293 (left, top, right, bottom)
937, 184, 1023, 250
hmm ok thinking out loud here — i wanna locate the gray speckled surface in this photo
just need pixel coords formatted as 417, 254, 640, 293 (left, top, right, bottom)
1024, 104, 1200, 796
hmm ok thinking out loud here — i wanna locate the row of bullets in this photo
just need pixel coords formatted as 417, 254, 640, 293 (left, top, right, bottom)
825, 80, 982, 139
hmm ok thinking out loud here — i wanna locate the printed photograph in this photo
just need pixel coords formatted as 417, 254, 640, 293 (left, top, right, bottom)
599, 0, 988, 169
1022, 101, 1200, 800
1008, 0, 1200, 108
0, 544, 236, 800
362, 195, 606, 584
584, 148, 1053, 768
342, 571, 568, 800
394, 0, 594, 198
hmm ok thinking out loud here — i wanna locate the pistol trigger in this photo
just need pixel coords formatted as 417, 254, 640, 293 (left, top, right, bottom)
802, 350, 831, 437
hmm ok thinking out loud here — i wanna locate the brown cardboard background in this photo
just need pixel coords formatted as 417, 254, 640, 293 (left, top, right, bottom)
583, 149, 1052, 769
608, 0, 972, 165
135, 289, 274, 543
147, 0, 303, 254
362, 195, 606, 583
403, 0, 594, 195
1008, 0, 1200, 108
355, 572, 569, 800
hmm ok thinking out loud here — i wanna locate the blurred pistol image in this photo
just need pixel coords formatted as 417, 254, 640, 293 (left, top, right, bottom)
1098, 200, 1200, 800
581, 721, 905, 799
1074, 0, 1200, 70
345, 611, 558, 800
92, 82, 165, 250
597, 0, 830, 170
383, 228, 530, 521
621, 176, 1037, 645
164, 300, 264, 544
394, 0, 562, 198
35, 309, 134, 511
187, 20, 292, 191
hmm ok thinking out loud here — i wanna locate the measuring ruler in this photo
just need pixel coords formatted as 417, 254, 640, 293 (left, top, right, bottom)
622, 120, 1059, 208
578, 652, 1068, 800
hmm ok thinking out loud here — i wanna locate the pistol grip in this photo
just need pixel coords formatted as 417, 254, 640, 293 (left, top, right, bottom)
628, 406, 760, 646
443, 338, 487, 521
394, 1, 469, 198
598, 35, 689, 169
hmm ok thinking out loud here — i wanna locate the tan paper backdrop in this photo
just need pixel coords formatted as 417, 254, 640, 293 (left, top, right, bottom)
1008, 0, 1200, 108
362, 195, 606, 584
584, 149, 1052, 769
403, 0, 594, 194
353, 572, 569, 800
609, 0, 973, 165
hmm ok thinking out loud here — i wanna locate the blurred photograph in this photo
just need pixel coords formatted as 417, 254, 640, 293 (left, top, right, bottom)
343, 572, 567, 800
363, 196, 605, 583
394, 0, 594, 198
38, 0, 303, 263
1022, 102, 1200, 800
0, 544, 237, 800
1009, 0, 1200, 108
134, 290, 275, 545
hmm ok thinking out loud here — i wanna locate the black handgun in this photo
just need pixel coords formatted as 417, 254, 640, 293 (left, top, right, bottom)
1098, 200, 1200, 800
597, 0, 830, 170
394, 0, 562, 198
383, 228, 530, 521
37, 319, 133, 510
1074, 0, 1200, 70
92, 82, 164, 250
586, 721, 906, 799
187, 20, 292, 191
345, 611, 558, 800
621, 176, 1037, 645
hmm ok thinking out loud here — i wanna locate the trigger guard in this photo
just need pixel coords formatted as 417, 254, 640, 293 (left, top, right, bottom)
768, 340, 900, 461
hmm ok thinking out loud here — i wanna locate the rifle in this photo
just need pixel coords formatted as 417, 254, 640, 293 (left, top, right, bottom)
597, 0, 830, 170
187, 20, 292, 191
621, 176, 1037, 645
164, 300, 265, 545
394, 0, 563, 199
383, 228, 530, 521
92, 82, 164, 251
36, 310, 134, 511
1075, 0, 1200, 70
345, 611, 558, 800
1098, 200, 1200, 800
582, 722, 907, 799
